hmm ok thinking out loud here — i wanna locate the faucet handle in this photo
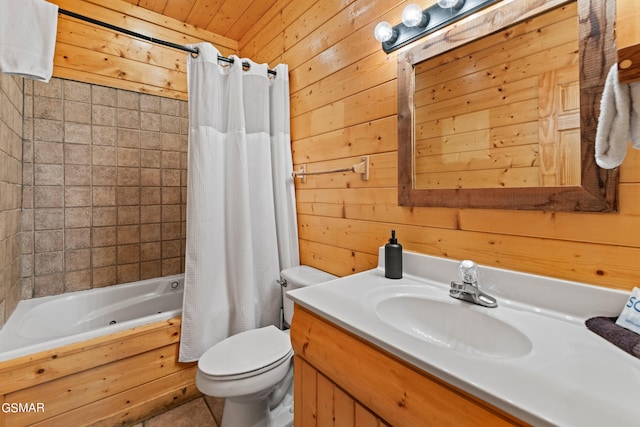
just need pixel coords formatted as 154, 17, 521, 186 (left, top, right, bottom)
458, 260, 478, 285
450, 281, 465, 292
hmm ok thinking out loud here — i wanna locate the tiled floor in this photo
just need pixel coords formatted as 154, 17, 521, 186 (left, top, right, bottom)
134, 396, 224, 427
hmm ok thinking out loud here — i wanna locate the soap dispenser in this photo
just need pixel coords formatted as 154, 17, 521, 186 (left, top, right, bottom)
385, 230, 402, 279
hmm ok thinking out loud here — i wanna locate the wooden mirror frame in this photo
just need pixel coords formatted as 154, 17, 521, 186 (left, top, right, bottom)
397, 0, 618, 211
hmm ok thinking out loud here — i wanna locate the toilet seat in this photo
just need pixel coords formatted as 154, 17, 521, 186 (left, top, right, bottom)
198, 325, 292, 380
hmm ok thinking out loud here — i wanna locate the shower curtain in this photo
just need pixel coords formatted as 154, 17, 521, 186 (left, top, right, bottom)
179, 43, 300, 362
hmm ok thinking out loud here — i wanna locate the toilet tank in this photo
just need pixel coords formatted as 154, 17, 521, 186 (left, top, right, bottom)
281, 266, 336, 327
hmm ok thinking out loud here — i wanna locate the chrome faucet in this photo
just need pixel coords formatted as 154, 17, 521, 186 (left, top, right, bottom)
449, 260, 497, 308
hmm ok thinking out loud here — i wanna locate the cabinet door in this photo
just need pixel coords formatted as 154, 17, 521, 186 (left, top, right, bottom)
291, 306, 525, 426
294, 355, 388, 427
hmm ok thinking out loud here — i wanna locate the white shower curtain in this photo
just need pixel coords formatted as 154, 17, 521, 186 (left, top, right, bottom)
179, 43, 300, 362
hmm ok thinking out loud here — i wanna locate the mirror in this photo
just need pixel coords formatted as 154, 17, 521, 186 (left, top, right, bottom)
397, 0, 617, 211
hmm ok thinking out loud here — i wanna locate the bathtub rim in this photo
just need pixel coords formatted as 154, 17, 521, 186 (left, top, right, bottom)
0, 274, 184, 363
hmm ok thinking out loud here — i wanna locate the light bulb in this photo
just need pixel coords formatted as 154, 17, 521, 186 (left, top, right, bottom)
374, 21, 395, 43
402, 4, 427, 28
437, 0, 464, 9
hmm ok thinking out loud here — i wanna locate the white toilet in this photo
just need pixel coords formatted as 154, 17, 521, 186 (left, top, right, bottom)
196, 265, 336, 427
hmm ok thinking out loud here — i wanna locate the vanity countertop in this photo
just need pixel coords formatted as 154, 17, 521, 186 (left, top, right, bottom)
287, 249, 639, 427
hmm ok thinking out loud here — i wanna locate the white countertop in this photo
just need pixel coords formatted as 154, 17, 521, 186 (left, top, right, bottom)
287, 249, 640, 426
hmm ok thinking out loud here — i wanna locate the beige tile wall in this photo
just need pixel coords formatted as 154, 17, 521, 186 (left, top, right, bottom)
0, 74, 23, 326
21, 78, 188, 299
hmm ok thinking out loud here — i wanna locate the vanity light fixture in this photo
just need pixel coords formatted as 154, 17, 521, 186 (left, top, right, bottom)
375, 0, 500, 53
437, 0, 464, 9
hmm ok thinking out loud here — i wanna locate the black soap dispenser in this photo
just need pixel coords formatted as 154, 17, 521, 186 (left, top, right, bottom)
385, 230, 402, 279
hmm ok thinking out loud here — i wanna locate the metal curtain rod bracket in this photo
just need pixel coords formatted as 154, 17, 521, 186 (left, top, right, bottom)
58, 9, 276, 76
292, 156, 370, 184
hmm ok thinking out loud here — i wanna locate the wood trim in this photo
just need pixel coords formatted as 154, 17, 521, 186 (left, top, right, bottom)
291, 306, 527, 426
397, 0, 618, 211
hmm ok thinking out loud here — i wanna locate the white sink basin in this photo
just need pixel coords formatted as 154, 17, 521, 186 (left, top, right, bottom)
375, 295, 532, 358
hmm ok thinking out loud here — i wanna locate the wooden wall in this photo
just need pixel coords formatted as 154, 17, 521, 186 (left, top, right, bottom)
240, 0, 640, 292
49, 0, 238, 100
44, 0, 640, 292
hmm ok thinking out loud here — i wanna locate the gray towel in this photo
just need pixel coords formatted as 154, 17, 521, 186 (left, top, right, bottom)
585, 316, 640, 358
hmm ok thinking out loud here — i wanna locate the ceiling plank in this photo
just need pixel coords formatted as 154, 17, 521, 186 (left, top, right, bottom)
138, 0, 167, 14
185, 0, 225, 30
105, 0, 283, 46
162, 0, 197, 22
224, 0, 279, 41
205, 0, 250, 36
78, 0, 239, 51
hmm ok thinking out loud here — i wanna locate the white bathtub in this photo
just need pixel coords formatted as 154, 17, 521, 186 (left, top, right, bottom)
0, 274, 184, 362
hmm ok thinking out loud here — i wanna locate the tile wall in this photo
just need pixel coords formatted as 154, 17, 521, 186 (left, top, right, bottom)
21, 78, 188, 300
0, 74, 23, 326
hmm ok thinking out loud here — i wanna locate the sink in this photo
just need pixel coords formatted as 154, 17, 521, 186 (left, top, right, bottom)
375, 295, 532, 358
288, 249, 639, 426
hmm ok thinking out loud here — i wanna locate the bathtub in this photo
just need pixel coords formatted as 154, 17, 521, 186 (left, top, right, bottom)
0, 274, 199, 427
0, 274, 184, 362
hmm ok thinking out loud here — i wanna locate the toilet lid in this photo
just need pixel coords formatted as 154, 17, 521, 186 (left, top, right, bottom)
198, 325, 292, 379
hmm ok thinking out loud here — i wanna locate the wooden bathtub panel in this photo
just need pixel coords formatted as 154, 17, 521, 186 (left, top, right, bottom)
91, 370, 201, 427
6, 343, 187, 425
31, 366, 200, 427
0, 318, 182, 395
0, 317, 198, 427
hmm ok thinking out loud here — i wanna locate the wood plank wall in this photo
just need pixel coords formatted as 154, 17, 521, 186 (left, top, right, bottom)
48, 0, 238, 100
239, 0, 640, 291
47, 0, 640, 291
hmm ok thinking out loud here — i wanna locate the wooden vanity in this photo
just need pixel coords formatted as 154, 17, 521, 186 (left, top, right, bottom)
290, 306, 526, 427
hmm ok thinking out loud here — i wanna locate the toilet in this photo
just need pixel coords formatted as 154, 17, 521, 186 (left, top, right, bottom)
196, 266, 337, 427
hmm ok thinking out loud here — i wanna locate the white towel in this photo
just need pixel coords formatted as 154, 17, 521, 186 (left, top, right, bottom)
0, 0, 58, 82
595, 64, 640, 169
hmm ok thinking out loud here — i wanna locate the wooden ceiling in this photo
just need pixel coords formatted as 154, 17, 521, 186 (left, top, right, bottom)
121, 0, 280, 41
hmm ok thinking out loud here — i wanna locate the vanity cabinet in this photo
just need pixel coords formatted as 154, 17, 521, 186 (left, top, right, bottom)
617, 0, 640, 83
290, 306, 526, 427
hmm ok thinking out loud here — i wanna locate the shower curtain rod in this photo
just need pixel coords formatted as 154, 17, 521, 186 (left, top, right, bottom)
58, 8, 277, 76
